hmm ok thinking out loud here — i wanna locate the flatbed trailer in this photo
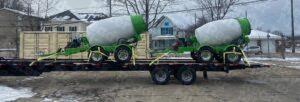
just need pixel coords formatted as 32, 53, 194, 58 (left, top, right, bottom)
0, 58, 269, 85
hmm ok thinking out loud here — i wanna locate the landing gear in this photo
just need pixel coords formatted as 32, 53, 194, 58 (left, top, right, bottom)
190, 51, 198, 61
89, 46, 108, 63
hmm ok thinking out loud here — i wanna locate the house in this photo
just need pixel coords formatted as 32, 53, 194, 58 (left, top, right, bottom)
43, 10, 108, 32
247, 30, 282, 53
0, 8, 44, 58
150, 13, 195, 50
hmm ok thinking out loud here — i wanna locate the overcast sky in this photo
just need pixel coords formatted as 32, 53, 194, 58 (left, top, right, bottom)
55, 0, 299, 36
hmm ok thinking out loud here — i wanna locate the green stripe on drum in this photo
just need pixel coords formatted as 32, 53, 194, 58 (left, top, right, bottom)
130, 15, 147, 34
237, 18, 251, 35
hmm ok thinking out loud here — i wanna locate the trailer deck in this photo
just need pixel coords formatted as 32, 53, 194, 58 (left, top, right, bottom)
0, 58, 269, 85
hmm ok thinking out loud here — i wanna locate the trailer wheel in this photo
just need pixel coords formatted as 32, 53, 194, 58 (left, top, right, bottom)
89, 46, 108, 63
197, 47, 214, 63
176, 67, 196, 85
114, 45, 132, 63
225, 46, 242, 64
150, 67, 170, 85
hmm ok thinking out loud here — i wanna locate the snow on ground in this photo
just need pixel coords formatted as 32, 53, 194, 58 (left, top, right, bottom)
0, 86, 35, 102
286, 66, 300, 70
22, 76, 44, 82
248, 57, 300, 62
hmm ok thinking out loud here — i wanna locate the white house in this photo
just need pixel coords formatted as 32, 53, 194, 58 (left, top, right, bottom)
149, 13, 195, 50
247, 30, 282, 53
44, 10, 108, 32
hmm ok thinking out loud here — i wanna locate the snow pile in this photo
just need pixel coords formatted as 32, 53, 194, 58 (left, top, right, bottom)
0, 86, 35, 102
249, 30, 281, 40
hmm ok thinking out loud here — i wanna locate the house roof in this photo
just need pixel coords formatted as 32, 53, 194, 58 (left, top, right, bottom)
154, 13, 195, 30
0, 8, 42, 19
49, 10, 81, 21
249, 30, 281, 40
49, 10, 108, 22
76, 13, 108, 22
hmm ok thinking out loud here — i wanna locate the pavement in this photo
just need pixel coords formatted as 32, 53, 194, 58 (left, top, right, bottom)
0, 59, 299, 102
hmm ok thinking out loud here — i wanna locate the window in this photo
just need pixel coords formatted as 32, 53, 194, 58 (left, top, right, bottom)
161, 27, 173, 35
69, 26, 77, 32
57, 26, 65, 31
45, 27, 52, 31
257, 40, 261, 46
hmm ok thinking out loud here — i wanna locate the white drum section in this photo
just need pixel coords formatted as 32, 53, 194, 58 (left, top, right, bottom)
87, 16, 135, 46
195, 19, 242, 46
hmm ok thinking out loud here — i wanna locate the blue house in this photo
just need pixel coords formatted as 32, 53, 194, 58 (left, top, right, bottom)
150, 14, 195, 50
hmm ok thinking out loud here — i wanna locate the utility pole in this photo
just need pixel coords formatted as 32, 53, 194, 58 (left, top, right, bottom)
267, 32, 270, 58
108, 0, 112, 17
290, 0, 295, 53
145, 0, 149, 30
245, 10, 248, 18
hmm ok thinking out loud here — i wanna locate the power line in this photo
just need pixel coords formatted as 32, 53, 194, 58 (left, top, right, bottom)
63, 0, 270, 16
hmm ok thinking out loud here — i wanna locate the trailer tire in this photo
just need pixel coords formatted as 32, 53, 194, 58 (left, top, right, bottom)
150, 67, 170, 85
89, 46, 108, 63
176, 67, 196, 85
225, 46, 242, 64
197, 47, 214, 63
114, 45, 132, 63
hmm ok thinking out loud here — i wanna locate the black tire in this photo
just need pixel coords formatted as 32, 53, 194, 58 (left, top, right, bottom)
150, 67, 171, 85
197, 47, 214, 63
190, 51, 198, 61
225, 46, 242, 64
89, 46, 108, 63
176, 67, 196, 85
114, 45, 132, 63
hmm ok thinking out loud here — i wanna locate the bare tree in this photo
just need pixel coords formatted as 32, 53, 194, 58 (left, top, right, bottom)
113, 0, 175, 29
195, 0, 239, 21
186, 16, 208, 34
21, 0, 35, 15
0, 0, 24, 10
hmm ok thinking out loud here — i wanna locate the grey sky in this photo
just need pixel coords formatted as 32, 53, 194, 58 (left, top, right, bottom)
56, 0, 299, 36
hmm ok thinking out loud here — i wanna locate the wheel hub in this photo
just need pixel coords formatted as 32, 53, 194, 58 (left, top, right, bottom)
181, 70, 193, 82
92, 53, 103, 61
155, 70, 167, 82
227, 53, 239, 62
201, 50, 212, 61
118, 50, 129, 60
